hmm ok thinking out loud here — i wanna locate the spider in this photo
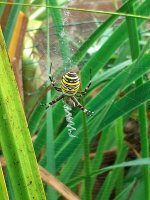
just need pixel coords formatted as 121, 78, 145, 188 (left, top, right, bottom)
41, 66, 94, 116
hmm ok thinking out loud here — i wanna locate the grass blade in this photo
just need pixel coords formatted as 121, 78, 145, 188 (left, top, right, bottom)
45, 1, 57, 199
90, 126, 111, 192
0, 164, 9, 200
115, 117, 124, 195
0, 27, 46, 200
82, 111, 91, 200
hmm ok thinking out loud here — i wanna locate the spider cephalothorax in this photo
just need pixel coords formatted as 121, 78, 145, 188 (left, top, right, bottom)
41, 67, 94, 116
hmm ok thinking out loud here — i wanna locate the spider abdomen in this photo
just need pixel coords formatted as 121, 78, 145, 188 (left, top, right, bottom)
61, 72, 80, 96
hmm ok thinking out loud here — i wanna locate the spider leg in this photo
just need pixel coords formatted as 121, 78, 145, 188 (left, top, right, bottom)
41, 94, 64, 109
76, 69, 92, 97
49, 63, 62, 92
71, 96, 94, 116
76, 82, 91, 97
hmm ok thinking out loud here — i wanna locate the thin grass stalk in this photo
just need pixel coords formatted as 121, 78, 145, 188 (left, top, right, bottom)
2, 1, 150, 19
0, 1, 150, 21
114, 180, 137, 200
80, 95, 91, 199
0, 164, 9, 200
90, 126, 110, 191
45, 0, 57, 199
115, 117, 124, 195
126, 5, 150, 200
82, 111, 91, 200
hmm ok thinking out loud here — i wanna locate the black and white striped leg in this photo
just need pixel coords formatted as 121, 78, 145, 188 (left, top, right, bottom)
40, 94, 64, 109
49, 75, 62, 92
76, 81, 91, 97
49, 63, 62, 92
76, 69, 92, 97
71, 96, 94, 116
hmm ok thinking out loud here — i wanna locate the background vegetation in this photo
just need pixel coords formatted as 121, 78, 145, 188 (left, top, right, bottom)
0, 0, 150, 199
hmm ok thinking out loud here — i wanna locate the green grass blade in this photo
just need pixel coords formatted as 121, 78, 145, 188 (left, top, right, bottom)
5, 171, 15, 200
114, 180, 136, 200
82, 111, 91, 200
0, 27, 46, 200
33, 122, 46, 157
90, 126, 111, 191
45, 1, 57, 199
92, 157, 150, 177
88, 60, 131, 93
0, 165, 9, 200
28, 103, 45, 135
98, 80, 150, 129
115, 117, 124, 195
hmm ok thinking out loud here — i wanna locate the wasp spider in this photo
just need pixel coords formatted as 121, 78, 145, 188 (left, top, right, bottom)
41, 67, 94, 116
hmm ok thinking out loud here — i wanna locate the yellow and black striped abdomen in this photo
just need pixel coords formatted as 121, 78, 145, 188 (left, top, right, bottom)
61, 72, 80, 96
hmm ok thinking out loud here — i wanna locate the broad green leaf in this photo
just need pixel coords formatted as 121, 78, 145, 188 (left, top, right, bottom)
0, 27, 46, 200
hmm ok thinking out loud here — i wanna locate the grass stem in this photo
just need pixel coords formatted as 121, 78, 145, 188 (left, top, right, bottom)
115, 117, 124, 195
82, 107, 91, 200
